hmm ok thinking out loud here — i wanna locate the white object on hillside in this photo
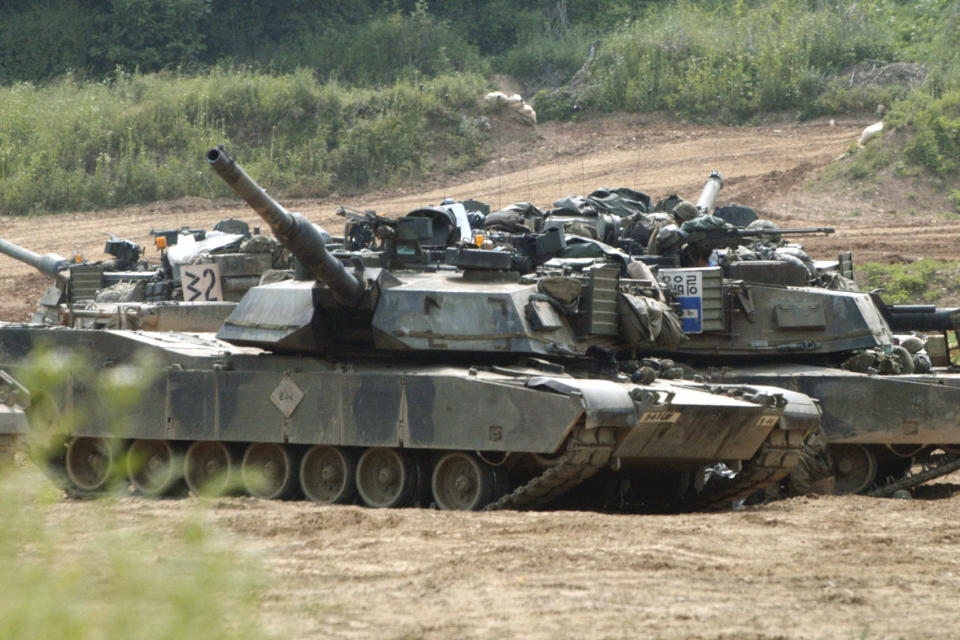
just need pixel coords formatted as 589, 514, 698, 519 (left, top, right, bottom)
483, 91, 537, 124
858, 121, 883, 147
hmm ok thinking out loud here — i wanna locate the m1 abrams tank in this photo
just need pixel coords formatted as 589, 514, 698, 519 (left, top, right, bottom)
628, 174, 960, 496
469, 171, 960, 497
0, 221, 288, 332
0, 148, 821, 511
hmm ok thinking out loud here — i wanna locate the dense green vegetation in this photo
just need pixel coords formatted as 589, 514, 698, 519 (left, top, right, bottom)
0, 0, 957, 215
0, 70, 487, 214
858, 259, 960, 305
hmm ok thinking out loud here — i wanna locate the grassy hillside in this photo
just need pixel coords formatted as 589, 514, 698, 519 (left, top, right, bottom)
0, 0, 956, 215
0, 70, 488, 215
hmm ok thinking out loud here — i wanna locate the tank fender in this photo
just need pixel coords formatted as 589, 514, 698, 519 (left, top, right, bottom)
731, 384, 821, 433
526, 377, 652, 428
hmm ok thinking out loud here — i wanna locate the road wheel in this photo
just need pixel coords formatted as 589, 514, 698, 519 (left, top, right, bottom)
242, 443, 301, 500
355, 448, 417, 508
65, 437, 121, 493
128, 439, 182, 497
431, 452, 494, 510
832, 444, 878, 494
184, 441, 238, 496
300, 445, 358, 504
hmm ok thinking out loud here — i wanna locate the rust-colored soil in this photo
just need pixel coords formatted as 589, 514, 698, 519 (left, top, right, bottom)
4, 115, 960, 638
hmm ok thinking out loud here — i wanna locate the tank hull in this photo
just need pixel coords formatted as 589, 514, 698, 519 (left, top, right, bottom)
0, 322, 815, 509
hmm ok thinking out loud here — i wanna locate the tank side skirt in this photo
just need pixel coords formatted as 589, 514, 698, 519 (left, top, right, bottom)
159, 367, 587, 454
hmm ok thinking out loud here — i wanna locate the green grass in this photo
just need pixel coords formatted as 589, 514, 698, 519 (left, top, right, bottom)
0, 68, 489, 216
1, 1, 958, 215
0, 347, 268, 640
857, 259, 960, 305
534, 0, 959, 126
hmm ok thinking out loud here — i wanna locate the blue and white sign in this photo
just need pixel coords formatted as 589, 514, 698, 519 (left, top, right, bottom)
658, 269, 704, 333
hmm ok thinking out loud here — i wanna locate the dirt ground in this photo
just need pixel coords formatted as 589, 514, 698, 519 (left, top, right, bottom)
4, 115, 960, 638
38, 475, 960, 640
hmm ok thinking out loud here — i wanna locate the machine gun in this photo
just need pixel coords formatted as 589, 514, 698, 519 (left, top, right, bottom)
683, 226, 835, 252
337, 205, 385, 251
102, 233, 144, 271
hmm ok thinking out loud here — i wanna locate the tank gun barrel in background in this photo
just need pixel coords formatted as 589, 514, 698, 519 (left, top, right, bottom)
0, 238, 70, 277
206, 146, 365, 306
883, 304, 960, 332
737, 227, 835, 236
695, 171, 723, 214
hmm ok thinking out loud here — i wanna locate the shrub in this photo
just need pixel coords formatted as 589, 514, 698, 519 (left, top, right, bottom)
0, 69, 488, 215
857, 259, 960, 305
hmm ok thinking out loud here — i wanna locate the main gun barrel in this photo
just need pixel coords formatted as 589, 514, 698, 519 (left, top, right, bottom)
0, 238, 69, 277
206, 146, 364, 306
885, 304, 960, 332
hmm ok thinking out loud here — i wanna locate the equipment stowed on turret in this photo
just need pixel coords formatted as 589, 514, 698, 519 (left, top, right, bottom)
627, 171, 960, 497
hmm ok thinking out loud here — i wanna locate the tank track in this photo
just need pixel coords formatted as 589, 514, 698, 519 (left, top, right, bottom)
671, 428, 807, 512
484, 424, 617, 511
867, 452, 960, 498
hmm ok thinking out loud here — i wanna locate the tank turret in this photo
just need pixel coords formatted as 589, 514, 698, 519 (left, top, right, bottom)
207, 147, 685, 357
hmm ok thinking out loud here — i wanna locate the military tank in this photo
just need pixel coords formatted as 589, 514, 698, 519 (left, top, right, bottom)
625, 174, 960, 496
0, 147, 821, 511
468, 171, 960, 497
0, 220, 288, 332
